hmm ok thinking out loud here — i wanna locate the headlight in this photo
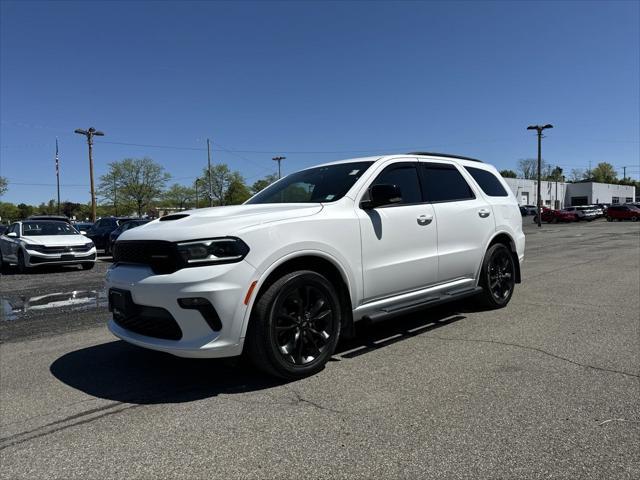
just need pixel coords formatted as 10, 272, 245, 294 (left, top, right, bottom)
85, 241, 95, 248
23, 243, 44, 252
176, 237, 249, 266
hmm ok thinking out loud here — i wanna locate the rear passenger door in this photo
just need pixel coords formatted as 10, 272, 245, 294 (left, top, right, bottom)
419, 162, 495, 283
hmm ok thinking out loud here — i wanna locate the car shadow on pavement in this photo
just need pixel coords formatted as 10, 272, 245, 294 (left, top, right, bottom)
50, 303, 469, 405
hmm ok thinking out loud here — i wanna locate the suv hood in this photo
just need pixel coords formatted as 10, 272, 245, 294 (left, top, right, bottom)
118, 203, 324, 242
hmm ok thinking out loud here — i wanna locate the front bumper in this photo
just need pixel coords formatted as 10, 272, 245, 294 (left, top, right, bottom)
105, 260, 256, 358
25, 249, 97, 266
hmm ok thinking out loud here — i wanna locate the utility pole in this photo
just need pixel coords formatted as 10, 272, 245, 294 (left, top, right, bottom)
55, 138, 61, 215
207, 139, 213, 207
527, 124, 553, 228
623, 166, 627, 180
74, 127, 104, 222
272, 156, 286, 179
194, 178, 200, 209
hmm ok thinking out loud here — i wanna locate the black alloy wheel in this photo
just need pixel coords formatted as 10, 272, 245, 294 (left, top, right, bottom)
246, 270, 341, 379
272, 284, 335, 366
478, 243, 516, 308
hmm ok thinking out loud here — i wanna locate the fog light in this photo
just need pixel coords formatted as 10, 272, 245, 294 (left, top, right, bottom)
178, 297, 209, 308
177, 297, 222, 331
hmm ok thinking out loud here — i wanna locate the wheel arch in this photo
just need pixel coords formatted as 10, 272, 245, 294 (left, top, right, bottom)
241, 251, 355, 340
486, 232, 521, 283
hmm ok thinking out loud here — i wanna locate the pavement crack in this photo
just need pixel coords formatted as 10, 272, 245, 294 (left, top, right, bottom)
424, 335, 640, 379
284, 387, 342, 414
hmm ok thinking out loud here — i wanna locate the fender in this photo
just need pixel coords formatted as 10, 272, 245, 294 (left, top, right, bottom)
238, 248, 357, 340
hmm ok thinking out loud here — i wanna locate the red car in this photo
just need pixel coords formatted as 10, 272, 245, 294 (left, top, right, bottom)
607, 205, 640, 221
533, 207, 578, 223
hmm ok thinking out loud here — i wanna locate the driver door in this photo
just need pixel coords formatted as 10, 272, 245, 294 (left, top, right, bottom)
356, 161, 438, 302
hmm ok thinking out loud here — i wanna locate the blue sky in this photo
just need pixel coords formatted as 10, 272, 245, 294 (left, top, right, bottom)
1, 0, 638, 205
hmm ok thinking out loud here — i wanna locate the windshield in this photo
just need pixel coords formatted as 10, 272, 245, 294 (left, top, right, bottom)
21, 221, 79, 236
246, 161, 374, 204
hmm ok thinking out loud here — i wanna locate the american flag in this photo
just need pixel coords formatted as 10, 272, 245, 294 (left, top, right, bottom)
55, 138, 59, 174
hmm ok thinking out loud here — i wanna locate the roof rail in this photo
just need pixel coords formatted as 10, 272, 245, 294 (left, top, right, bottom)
407, 152, 483, 163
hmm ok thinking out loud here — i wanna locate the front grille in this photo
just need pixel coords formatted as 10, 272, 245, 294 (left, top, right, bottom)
33, 244, 92, 254
113, 241, 179, 274
30, 253, 96, 264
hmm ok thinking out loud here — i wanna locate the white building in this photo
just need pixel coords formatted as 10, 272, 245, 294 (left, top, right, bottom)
502, 178, 636, 207
503, 178, 568, 208
563, 182, 636, 206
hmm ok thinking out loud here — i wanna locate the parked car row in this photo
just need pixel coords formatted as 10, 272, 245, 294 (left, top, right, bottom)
0, 215, 151, 273
529, 204, 640, 224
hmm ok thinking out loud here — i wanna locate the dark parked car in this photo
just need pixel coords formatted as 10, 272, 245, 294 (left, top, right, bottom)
106, 219, 150, 255
520, 205, 538, 216
85, 217, 133, 252
607, 205, 640, 222
73, 222, 94, 234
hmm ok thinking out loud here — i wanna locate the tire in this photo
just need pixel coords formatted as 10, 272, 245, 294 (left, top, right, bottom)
477, 243, 516, 309
552, 217, 558, 224
245, 270, 342, 380
104, 243, 111, 256
532, 216, 538, 224
81, 262, 95, 270
607, 217, 612, 222
0, 251, 5, 274
17, 250, 28, 274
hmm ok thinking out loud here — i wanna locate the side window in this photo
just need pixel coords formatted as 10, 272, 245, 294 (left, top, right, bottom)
420, 163, 475, 202
367, 163, 423, 205
464, 166, 508, 197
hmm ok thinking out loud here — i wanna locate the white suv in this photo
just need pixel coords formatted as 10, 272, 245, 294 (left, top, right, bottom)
107, 153, 525, 379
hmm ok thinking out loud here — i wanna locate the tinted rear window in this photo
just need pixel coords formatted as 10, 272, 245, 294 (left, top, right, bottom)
420, 164, 475, 202
464, 167, 508, 197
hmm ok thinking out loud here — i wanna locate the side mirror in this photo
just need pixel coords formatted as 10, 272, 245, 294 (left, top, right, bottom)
6, 232, 17, 238
362, 184, 403, 209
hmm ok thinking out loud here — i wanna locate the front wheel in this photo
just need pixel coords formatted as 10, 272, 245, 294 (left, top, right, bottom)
477, 244, 516, 309
17, 250, 28, 274
245, 270, 341, 380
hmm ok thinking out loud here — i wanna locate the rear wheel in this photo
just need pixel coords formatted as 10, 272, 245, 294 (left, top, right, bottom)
632, 216, 638, 222
477, 244, 516, 309
245, 270, 341, 380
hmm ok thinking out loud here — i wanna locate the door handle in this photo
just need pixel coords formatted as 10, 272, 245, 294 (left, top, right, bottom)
478, 209, 491, 218
417, 214, 433, 226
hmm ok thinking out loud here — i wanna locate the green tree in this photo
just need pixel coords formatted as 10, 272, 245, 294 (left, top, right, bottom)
99, 157, 170, 217
0, 176, 7, 197
589, 162, 618, 183
545, 166, 564, 182
499, 169, 517, 178
0, 202, 19, 222
198, 164, 251, 206
17, 203, 34, 219
251, 174, 279, 193
517, 158, 548, 180
162, 184, 195, 210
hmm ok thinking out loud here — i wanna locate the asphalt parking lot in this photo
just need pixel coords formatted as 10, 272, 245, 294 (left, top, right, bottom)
1, 219, 638, 479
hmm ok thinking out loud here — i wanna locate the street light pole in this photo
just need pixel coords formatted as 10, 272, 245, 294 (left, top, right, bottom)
207, 139, 213, 207
527, 124, 553, 228
74, 127, 104, 223
272, 156, 286, 179
195, 178, 200, 209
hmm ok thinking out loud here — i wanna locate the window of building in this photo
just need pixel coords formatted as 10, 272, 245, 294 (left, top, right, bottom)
463, 167, 508, 197
625, 197, 633, 203
571, 196, 588, 206
420, 164, 475, 203
612, 197, 620, 204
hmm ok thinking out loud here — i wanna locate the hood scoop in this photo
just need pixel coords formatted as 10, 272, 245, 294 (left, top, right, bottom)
159, 214, 190, 222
